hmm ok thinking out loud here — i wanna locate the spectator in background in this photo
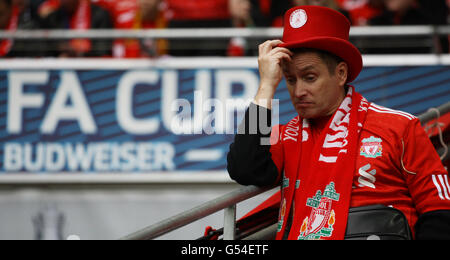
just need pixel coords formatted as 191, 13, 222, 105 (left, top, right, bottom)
229, 0, 268, 28
38, 0, 59, 19
165, 0, 231, 56
129, 0, 168, 58
14, 0, 44, 26
336, 0, 384, 25
369, 0, 449, 53
292, 0, 351, 21
370, 0, 434, 25
41, 0, 113, 57
229, 0, 252, 28
95, 0, 168, 58
0, 0, 20, 57
258, 0, 272, 23
417, 0, 448, 53
269, 0, 355, 26
227, 0, 269, 56
0, 0, 44, 57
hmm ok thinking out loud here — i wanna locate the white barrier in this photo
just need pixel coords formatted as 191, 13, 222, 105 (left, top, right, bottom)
1, 54, 450, 70
0, 26, 449, 39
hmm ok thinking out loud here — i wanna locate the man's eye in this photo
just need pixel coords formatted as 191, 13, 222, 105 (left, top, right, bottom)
303, 75, 317, 82
286, 77, 296, 84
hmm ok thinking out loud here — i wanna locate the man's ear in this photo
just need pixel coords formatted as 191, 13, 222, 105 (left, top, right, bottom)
336, 62, 348, 87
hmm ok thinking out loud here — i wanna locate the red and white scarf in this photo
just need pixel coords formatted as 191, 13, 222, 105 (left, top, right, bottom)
69, 0, 92, 54
0, 6, 19, 57
277, 86, 370, 240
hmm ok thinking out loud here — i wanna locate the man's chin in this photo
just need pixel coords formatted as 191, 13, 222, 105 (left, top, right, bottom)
296, 107, 332, 119
296, 109, 317, 119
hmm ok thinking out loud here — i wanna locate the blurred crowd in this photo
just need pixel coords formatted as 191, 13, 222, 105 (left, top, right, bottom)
0, 0, 449, 58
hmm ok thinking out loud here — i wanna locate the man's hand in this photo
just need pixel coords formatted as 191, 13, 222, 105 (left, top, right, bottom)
254, 40, 293, 109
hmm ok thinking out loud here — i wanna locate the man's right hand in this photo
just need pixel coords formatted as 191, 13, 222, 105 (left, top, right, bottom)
254, 40, 293, 109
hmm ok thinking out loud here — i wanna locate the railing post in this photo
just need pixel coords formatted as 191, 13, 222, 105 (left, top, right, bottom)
223, 205, 236, 240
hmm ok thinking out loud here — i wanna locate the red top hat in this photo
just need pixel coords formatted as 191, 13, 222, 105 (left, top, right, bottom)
279, 6, 363, 83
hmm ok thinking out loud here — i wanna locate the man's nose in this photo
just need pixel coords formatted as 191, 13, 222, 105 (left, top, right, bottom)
293, 82, 308, 99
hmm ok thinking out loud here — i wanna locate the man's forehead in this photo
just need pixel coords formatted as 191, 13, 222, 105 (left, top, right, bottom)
282, 52, 325, 72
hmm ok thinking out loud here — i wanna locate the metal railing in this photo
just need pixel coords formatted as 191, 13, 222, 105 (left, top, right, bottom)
120, 101, 450, 240
119, 184, 276, 240
419, 102, 450, 125
1, 25, 449, 55
0, 26, 449, 40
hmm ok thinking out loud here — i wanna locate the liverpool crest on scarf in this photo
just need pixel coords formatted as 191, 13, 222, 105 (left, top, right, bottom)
298, 182, 340, 240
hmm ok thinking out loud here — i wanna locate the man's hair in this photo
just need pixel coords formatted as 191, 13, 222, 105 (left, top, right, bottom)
291, 48, 345, 75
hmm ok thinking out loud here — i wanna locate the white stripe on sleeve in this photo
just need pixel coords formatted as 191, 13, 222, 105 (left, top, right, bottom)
438, 175, 450, 200
432, 175, 445, 200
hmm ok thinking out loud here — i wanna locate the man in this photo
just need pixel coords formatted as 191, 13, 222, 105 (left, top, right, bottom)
0, 0, 44, 57
227, 6, 450, 240
368, 0, 448, 54
0, 0, 18, 57
95, 0, 168, 58
42, 0, 113, 57
164, 0, 231, 56
227, 0, 270, 56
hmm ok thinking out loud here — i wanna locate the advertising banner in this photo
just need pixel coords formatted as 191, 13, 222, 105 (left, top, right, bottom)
1, 57, 449, 174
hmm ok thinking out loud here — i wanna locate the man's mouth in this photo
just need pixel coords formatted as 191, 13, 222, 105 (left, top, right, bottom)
295, 101, 314, 108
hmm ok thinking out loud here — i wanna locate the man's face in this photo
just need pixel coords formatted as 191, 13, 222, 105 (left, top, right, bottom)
139, 0, 160, 13
309, 0, 329, 6
384, 0, 414, 12
282, 52, 347, 119
229, 0, 251, 21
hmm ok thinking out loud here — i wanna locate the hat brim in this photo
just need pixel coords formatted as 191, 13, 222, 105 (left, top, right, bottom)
279, 37, 362, 83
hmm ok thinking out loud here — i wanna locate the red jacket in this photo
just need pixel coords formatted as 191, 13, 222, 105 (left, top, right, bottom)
165, 0, 230, 20
269, 103, 450, 238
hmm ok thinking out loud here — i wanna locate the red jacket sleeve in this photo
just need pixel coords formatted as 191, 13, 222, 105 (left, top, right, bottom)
402, 118, 450, 215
